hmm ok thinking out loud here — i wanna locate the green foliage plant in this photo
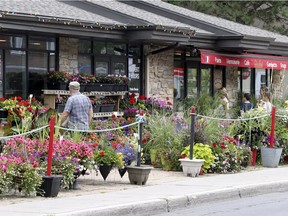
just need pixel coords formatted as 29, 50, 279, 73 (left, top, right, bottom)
181, 143, 215, 173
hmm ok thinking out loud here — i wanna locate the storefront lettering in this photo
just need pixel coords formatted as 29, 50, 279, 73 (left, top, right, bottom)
226, 59, 240, 65
215, 57, 222, 63
280, 63, 287, 69
244, 60, 250, 66
267, 62, 278, 68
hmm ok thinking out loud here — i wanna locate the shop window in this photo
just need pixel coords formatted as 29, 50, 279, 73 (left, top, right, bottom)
111, 60, 126, 75
29, 36, 55, 51
79, 40, 91, 54
128, 57, 140, 92
78, 54, 92, 74
95, 59, 109, 76
93, 41, 106, 54
28, 52, 48, 100
255, 68, 267, 99
0, 35, 26, 49
107, 43, 126, 56
49, 53, 55, 71
242, 68, 252, 93
187, 67, 198, 98
5, 50, 27, 98
173, 67, 184, 100
128, 45, 141, 57
201, 68, 211, 95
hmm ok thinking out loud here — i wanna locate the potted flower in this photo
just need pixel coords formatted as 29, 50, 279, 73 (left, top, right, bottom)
94, 147, 124, 180
69, 72, 96, 92
111, 75, 129, 91
261, 133, 282, 168
6, 161, 43, 195
181, 143, 215, 174
47, 71, 70, 90
90, 96, 102, 113
100, 97, 116, 112
115, 144, 137, 177
55, 96, 68, 113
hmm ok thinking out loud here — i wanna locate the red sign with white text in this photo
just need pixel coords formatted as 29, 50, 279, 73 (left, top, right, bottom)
201, 51, 288, 70
174, 67, 184, 76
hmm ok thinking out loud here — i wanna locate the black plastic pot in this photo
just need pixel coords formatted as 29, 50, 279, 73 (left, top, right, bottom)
40, 175, 63, 197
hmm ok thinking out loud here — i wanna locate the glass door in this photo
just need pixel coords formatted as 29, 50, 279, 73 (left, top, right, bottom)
187, 67, 198, 99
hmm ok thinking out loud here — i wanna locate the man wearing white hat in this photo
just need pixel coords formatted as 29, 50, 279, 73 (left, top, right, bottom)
60, 81, 93, 130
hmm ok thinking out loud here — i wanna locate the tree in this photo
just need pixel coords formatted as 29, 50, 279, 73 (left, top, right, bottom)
165, 1, 288, 35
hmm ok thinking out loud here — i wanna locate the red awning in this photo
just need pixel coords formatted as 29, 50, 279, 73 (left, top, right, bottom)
200, 49, 288, 70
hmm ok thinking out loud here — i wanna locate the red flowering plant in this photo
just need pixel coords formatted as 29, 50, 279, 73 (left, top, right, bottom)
69, 72, 95, 84
0, 97, 5, 109
2, 96, 47, 134
210, 133, 251, 173
2, 136, 95, 189
120, 93, 173, 118
1, 137, 44, 195
48, 70, 70, 83
94, 147, 124, 168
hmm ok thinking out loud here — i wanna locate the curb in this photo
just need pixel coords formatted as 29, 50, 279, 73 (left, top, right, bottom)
57, 180, 288, 216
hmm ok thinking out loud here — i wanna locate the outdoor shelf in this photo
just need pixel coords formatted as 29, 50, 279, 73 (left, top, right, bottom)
42, 89, 127, 113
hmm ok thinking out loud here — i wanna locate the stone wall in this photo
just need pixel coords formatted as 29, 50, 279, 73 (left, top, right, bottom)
271, 69, 285, 100
59, 37, 78, 72
145, 45, 174, 101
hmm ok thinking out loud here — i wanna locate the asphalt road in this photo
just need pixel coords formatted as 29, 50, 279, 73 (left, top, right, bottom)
154, 191, 288, 216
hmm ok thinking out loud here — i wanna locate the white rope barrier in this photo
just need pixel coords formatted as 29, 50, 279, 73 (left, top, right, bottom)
276, 114, 288, 118
195, 113, 270, 121
55, 121, 140, 133
0, 124, 49, 140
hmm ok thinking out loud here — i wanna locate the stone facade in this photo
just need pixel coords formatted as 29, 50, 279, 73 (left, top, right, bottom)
145, 45, 174, 101
59, 37, 78, 72
271, 69, 285, 100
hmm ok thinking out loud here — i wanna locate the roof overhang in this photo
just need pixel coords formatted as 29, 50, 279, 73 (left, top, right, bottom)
215, 35, 274, 52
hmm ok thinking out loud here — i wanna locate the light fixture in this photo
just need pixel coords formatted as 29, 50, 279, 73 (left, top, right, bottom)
0, 39, 6, 42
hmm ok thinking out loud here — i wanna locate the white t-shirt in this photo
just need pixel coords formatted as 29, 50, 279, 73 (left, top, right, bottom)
262, 101, 272, 113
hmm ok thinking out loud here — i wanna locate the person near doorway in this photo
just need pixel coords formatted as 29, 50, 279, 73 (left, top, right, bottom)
60, 81, 93, 130
241, 93, 254, 113
262, 92, 272, 113
218, 87, 230, 118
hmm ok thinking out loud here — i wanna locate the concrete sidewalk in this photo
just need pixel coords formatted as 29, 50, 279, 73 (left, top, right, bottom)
1, 166, 288, 216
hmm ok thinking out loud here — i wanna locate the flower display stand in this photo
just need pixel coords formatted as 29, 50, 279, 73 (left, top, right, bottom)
40, 175, 63, 197
100, 104, 115, 112
261, 147, 283, 168
93, 105, 101, 113
47, 82, 67, 90
179, 158, 204, 177
126, 165, 153, 185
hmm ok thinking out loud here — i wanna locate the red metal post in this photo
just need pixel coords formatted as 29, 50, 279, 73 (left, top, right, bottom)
270, 106, 276, 148
46, 116, 55, 176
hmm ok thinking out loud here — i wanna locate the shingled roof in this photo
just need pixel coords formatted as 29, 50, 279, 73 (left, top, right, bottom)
145, 0, 288, 43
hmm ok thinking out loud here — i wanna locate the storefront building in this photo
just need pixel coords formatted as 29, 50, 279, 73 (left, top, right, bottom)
0, 0, 288, 107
